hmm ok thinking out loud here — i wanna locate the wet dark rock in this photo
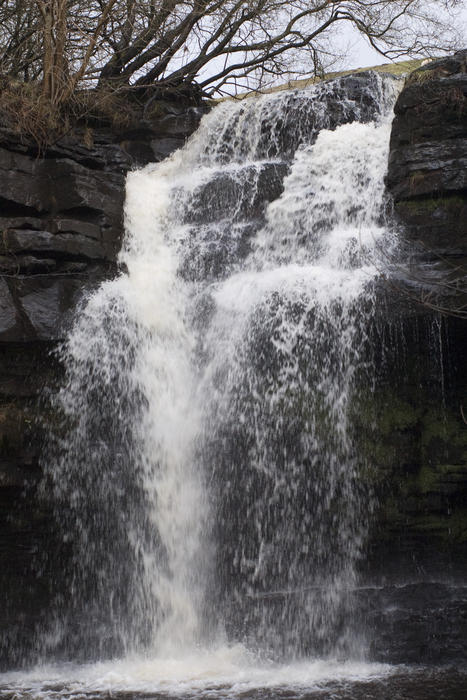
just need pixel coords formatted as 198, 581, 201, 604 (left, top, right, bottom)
0, 279, 17, 336
150, 137, 186, 160
0, 100, 202, 344
361, 54, 467, 663
387, 140, 467, 200
185, 162, 288, 225
386, 49, 467, 259
380, 59, 467, 576
0, 100, 202, 669
361, 583, 467, 664
179, 220, 260, 283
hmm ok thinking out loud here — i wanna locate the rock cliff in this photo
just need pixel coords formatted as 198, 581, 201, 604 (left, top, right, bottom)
380, 49, 467, 566
0, 99, 204, 667
362, 50, 467, 663
387, 49, 467, 260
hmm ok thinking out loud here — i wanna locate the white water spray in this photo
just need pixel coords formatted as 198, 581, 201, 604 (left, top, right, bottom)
46, 72, 400, 663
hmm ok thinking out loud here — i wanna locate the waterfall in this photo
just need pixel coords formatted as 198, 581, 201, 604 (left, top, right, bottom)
46, 72, 400, 662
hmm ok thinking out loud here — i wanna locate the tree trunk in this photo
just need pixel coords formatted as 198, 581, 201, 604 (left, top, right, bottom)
37, 0, 68, 106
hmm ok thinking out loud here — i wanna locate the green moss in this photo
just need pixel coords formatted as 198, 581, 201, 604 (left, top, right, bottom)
355, 390, 418, 437
417, 464, 441, 493
412, 514, 449, 534
348, 325, 467, 550
442, 194, 465, 209
406, 510, 467, 543
421, 408, 467, 449
445, 510, 467, 542
354, 383, 466, 501
407, 170, 427, 194
380, 397, 420, 434
405, 66, 442, 86
354, 389, 421, 434
396, 195, 465, 216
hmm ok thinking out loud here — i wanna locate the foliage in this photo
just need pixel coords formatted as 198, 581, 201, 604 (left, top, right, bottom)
0, 0, 464, 107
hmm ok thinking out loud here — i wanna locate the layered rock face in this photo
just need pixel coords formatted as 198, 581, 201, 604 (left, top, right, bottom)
386, 49, 467, 259
0, 101, 204, 667
0, 100, 206, 342
380, 49, 467, 562
363, 51, 467, 663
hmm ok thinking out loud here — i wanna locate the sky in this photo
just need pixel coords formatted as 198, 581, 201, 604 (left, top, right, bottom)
197, 3, 467, 95
337, 5, 467, 70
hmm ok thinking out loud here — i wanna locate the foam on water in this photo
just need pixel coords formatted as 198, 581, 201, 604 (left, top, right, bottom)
0, 651, 394, 698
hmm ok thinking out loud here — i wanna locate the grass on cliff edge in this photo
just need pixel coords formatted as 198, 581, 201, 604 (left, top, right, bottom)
0, 79, 143, 147
215, 57, 425, 101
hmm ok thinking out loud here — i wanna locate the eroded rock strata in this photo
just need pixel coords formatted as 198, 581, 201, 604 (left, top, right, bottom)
381, 49, 467, 567
387, 49, 467, 259
0, 100, 205, 667
364, 50, 467, 663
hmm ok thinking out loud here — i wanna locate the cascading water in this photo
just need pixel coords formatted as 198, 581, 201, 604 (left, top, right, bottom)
43, 72, 399, 668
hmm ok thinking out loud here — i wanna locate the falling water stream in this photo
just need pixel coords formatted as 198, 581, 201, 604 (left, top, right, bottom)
2, 73, 467, 698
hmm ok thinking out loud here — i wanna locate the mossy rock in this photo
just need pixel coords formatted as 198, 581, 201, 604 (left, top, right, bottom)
352, 356, 467, 552
396, 194, 466, 217
416, 463, 467, 495
407, 510, 467, 543
405, 67, 440, 86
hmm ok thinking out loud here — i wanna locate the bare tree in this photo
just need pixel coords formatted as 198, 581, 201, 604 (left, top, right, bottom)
0, 1, 41, 81
0, 0, 464, 104
35, 0, 69, 104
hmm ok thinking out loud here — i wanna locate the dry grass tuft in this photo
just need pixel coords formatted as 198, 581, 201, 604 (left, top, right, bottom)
0, 78, 140, 147
0, 78, 65, 145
